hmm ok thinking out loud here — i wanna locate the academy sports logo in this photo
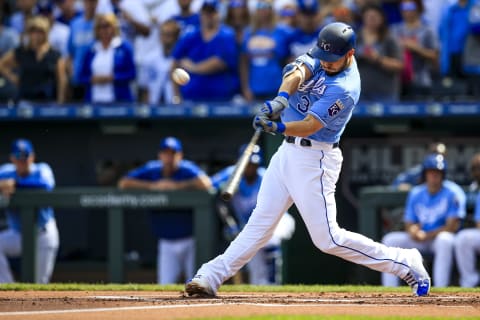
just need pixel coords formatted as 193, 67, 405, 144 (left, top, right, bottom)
328, 100, 345, 116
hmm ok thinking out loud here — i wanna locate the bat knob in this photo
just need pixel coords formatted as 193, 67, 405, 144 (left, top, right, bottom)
220, 192, 232, 202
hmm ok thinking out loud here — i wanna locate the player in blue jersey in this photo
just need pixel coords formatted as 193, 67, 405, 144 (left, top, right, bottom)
382, 154, 464, 287
211, 144, 295, 284
454, 152, 480, 287
0, 139, 59, 283
171, 0, 239, 102
185, 22, 431, 297
392, 143, 467, 222
118, 137, 211, 284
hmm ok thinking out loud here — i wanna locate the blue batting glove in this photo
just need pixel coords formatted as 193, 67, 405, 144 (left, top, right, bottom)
253, 114, 286, 134
260, 92, 289, 119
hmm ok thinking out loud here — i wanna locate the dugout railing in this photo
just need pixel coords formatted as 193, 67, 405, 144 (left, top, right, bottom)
0, 188, 216, 283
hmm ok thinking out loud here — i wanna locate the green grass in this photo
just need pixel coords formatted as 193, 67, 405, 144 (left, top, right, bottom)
0, 283, 479, 294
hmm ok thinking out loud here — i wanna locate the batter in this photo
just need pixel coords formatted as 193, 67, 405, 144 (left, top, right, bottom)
185, 22, 431, 297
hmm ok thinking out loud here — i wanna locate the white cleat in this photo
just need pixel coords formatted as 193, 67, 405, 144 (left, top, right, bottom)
402, 248, 431, 297
185, 275, 216, 297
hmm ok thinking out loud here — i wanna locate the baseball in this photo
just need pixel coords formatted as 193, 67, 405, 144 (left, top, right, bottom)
172, 68, 190, 86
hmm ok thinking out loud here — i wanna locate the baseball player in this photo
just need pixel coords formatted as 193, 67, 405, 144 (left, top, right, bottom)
0, 139, 59, 283
118, 136, 211, 284
391, 143, 467, 227
185, 22, 431, 297
382, 154, 463, 287
454, 153, 480, 287
211, 144, 295, 284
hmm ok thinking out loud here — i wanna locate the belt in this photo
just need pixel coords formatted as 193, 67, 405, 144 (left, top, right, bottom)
285, 136, 339, 148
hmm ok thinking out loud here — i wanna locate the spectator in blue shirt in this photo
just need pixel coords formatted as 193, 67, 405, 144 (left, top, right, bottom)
8, 0, 37, 35
286, 0, 322, 61
0, 139, 59, 284
118, 137, 212, 284
240, 0, 289, 102
462, 0, 480, 97
454, 152, 480, 287
171, 0, 239, 103
224, 0, 250, 48
78, 13, 136, 103
172, 0, 201, 34
438, 0, 471, 80
67, 0, 98, 101
54, 0, 83, 26
383, 154, 464, 287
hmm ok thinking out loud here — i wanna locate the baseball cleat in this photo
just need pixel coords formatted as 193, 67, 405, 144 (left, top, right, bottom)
185, 275, 216, 297
402, 248, 431, 297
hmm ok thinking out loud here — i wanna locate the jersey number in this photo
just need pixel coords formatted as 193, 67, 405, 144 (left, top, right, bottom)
296, 95, 310, 113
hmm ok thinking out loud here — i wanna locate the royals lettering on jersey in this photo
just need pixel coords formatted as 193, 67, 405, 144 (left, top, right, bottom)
281, 53, 361, 144
405, 185, 462, 232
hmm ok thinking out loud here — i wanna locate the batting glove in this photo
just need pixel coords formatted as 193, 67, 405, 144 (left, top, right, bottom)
253, 114, 286, 134
260, 92, 289, 120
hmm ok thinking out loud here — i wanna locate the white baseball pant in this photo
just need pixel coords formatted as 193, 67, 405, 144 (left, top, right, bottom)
0, 219, 59, 283
157, 237, 194, 284
195, 141, 417, 292
454, 228, 480, 287
381, 231, 455, 287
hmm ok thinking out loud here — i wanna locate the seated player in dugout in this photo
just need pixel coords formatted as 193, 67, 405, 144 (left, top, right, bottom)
118, 137, 212, 284
382, 154, 465, 287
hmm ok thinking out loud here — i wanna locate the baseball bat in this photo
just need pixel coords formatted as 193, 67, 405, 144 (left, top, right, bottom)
221, 129, 262, 201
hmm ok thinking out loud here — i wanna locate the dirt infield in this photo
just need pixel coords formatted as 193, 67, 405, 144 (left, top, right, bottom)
0, 290, 479, 319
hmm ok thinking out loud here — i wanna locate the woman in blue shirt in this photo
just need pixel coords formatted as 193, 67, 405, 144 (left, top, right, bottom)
79, 13, 136, 103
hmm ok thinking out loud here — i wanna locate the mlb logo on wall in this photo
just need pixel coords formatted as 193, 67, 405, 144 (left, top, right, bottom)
328, 100, 344, 116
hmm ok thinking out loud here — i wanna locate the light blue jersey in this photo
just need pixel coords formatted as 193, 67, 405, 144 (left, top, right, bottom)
405, 184, 464, 232
0, 163, 55, 232
211, 166, 266, 226
281, 54, 361, 143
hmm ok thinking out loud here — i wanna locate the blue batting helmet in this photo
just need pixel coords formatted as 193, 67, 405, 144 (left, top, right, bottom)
239, 144, 263, 165
309, 22, 356, 62
422, 153, 447, 174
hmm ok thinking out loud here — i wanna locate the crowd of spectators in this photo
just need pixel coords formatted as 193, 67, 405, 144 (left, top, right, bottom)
0, 0, 479, 106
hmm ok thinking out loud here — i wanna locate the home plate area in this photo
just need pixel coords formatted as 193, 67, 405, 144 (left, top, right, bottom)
0, 291, 479, 319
